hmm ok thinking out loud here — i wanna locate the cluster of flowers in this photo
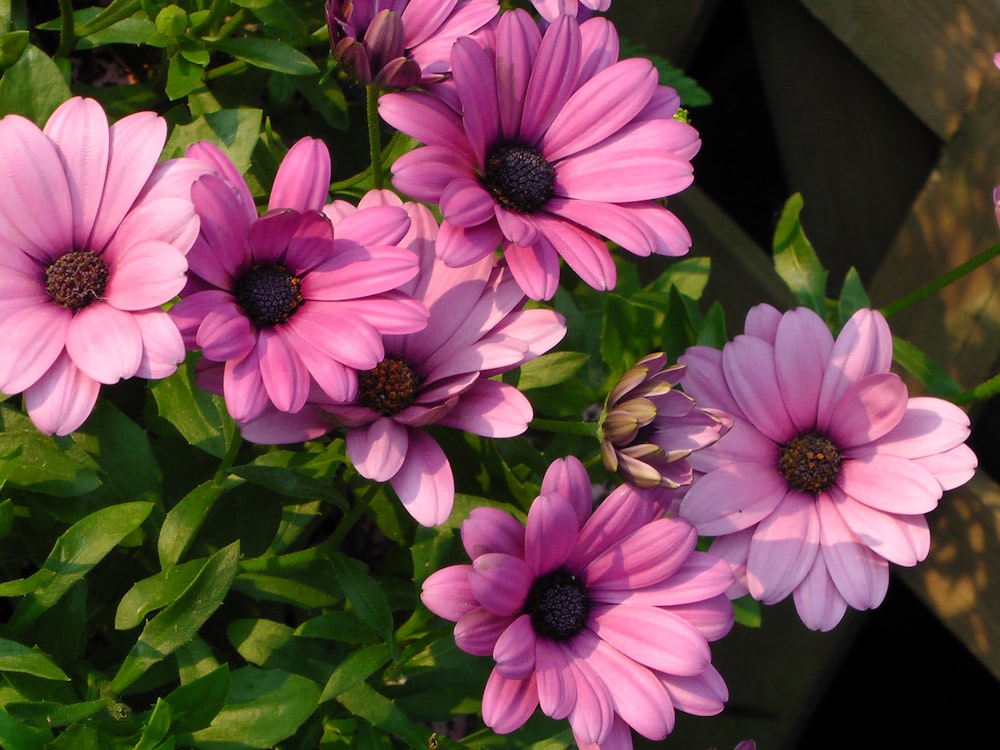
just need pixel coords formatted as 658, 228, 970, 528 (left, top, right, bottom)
0, 0, 977, 748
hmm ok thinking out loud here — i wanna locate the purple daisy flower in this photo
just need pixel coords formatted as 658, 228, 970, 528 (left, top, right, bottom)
421, 456, 734, 748
0, 97, 206, 435
531, 0, 610, 23
379, 10, 700, 300
169, 140, 428, 425
326, 0, 500, 88
677, 304, 978, 631
240, 190, 566, 526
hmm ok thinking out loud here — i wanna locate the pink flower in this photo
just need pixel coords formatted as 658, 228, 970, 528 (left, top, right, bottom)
379, 10, 699, 300
421, 456, 734, 748
0, 97, 205, 435
240, 190, 566, 526
169, 140, 428, 425
326, 0, 499, 88
598, 352, 731, 489
677, 304, 978, 631
531, 0, 610, 23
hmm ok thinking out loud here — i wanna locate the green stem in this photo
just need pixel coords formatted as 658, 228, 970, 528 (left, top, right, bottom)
879, 239, 1000, 318
366, 84, 385, 189
55, 0, 75, 57
204, 59, 247, 81
75, 0, 140, 39
529, 418, 600, 438
212, 430, 243, 485
215, 8, 247, 40
952, 371, 1000, 406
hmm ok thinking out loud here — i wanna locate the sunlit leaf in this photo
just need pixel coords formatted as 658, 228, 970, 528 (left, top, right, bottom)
0, 639, 69, 681
772, 192, 827, 315
0, 44, 70, 124
209, 37, 319, 76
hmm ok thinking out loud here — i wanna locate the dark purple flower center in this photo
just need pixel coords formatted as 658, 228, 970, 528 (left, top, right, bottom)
482, 145, 555, 214
525, 569, 590, 641
45, 250, 109, 310
779, 433, 842, 493
235, 264, 303, 328
358, 357, 420, 416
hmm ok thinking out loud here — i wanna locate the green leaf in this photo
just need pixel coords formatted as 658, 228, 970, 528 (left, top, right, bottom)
516, 352, 590, 390
293, 611, 378, 644
0, 639, 69, 681
319, 643, 391, 703
0, 498, 13, 540
184, 667, 321, 749
0, 29, 28, 68
0, 403, 101, 497
71, 399, 162, 503
837, 266, 872, 327
228, 618, 333, 683
328, 552, 394, 643
166, 53, 204, 100
133, 698, 172, 750
116, 558, 206, 630
1, 502, 153, 633
209, 37, 319, 75
335, 681, 428, 748
162, 108, 263, 175
149, 355, 234, 458
891, 336, 963, 398
660, 286, 699, 360
695, 300, 729, 349
163, 664, 230, 734
158, 476, 244, 569
0, 44, 70, 124
111, 541, 241, 694
0, 711, 49, 750
5, 699, 105, 728
233, 452, 346, 505
772, 193, 828, 315
644, 256, 712, 301
733, 594, 762, 628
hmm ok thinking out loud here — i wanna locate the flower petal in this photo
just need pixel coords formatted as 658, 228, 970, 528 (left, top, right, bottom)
66, 302, 143, 383
23, 351, 100, 435
346, 417, 409, 483
470, 552, 532, 616
745, 491, 820, 604
588, 603, 711, 677
420, 564, 476, 621
389, 429, 455, 525
679, 462, 789, 536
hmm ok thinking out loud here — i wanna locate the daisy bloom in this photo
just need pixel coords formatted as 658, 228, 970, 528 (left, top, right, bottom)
326, 0, 500, 88
677, 304, 978, 631
421, 456, 735, 748
379, 10, 699, 300
169, 139, 428, 425
0, 97, 205, 435
598, 352, 731, 489
240, 190, 566, 526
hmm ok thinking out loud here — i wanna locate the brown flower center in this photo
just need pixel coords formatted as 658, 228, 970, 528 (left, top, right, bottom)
779, 433, 842, 493
235, 264, 303, 328
45, 250, 109, 310
358, 357, 420, 416
482, 145, 555, 214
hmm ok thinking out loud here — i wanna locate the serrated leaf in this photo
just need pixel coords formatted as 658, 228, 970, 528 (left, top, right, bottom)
1, 502, 153, 633
209, 37, 319, 75
185, 667, 321, 749
111, 541, 240, 694
0, 639, 69, 681
772, 193, 828, 315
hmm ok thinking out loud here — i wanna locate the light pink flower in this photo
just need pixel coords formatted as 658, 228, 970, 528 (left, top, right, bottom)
169, 140, 428, 425
598, 352, 731, 489
240, 190, 566, 526
379, 10, 699, 300
677, 304, 978, 631
0, 97, 205, 434
326, 0, 499, 88
421, 456, 734, 748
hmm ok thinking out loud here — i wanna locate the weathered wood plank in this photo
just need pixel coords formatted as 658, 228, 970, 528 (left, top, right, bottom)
800, 0, 1000, 139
